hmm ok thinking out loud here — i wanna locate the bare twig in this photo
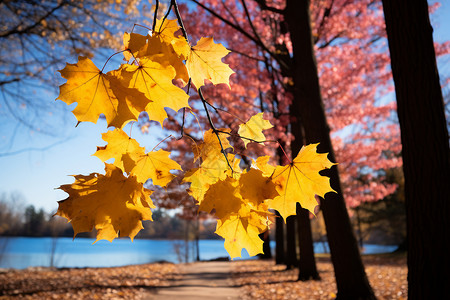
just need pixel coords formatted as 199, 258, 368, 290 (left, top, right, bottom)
171, 0, 236, 172
188, 0, 288, 71
0, 1, 67, 38
172, 0, 190, 44
198, 88, 235, 172
254, 0, 285, 15
152, 0, 160, 31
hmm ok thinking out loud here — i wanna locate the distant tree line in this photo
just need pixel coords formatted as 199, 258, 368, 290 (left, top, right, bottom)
0, 192, 220, 240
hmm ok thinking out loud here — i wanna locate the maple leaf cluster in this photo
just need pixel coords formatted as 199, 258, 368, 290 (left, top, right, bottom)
55, 10, 336, 258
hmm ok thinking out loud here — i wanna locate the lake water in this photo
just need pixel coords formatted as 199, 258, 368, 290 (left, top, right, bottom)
0, 237, 397, 269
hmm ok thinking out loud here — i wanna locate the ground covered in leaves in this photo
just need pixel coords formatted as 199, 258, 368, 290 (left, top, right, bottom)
0, 262, 180, 299
0, 255, 406, 299
232, 254, 407, 300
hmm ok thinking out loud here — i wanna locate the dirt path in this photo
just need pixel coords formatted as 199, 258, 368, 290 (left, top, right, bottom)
146, 261, 239, 300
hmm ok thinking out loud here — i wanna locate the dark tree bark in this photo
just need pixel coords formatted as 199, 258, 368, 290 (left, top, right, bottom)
296, 204, 320, 281
275, 143, 290, 265
290, 107, 320, 280
354, 206, 364, 249
195, 217, 200, 261
285, 215, 297, 269
258, 231, 272, 259
285, 0, 375, 298
275, 210, 285, 264
381, 1, 450, 298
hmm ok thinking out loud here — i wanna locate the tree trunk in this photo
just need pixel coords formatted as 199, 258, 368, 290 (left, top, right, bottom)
275, 211, 285, 264
195, 217, 200, 261
258, 231, 272, 259
290, 106, 320, 281
275, 143, 289, 265
285, 0, 375, 298
355, 207, 364, 249
381, 1, 450, 298
296, 204, 320, 281
285, 215, 297, 269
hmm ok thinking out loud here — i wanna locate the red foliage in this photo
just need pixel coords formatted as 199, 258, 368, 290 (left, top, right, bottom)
141, 0, 449, 211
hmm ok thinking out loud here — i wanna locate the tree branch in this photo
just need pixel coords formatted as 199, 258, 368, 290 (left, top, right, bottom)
0, 79, 20, 86
198, 88, 235, 172
0, 1, 67, 38
188, 0, 288, 71
254, 0, 285, 15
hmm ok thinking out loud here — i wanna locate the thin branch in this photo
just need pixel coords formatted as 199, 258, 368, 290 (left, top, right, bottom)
198, 88, 235, 172
188, 0, 287, 70
240, 0, 264, 50
179, 78, 192, 139
317, 31, 345, 48
315, 0, 335, 42
152, 135, 175, 151
254, 0, 285, 15
0, 79, 20, 87
131, 23, 152, 33
224, 47, 264, 62
100, 50, 127, 72
221, 0, 241, 27
215, 129, 277, 144
0, 1, 68, 38
277, 141, 292, 164
203, 100, 246, 124
172, 0, 190, 43
152, 0, 160, 31
160, 0, 174, 32
171, 0, 235, 172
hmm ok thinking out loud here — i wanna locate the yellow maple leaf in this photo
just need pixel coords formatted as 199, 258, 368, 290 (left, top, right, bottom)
123, 32, 148, 61
55, 164, 155, 242
146, 35, 190, 83
239, 169, 279, 206
199, 177, 242, 218
119, 57, 190, 126
186, 37, 234, 89
123, 149, 182, 187
152, 18, 190, 59
183, 153, 241, 203
201, 152, 241, 180
270, 143, 337, 221
182, 167, 216, 203
57, 56, 150, 128
216, 212, 265, 259
123, 31, 189, 83
198, 172, 274, 259
195, 128, 233, 163
93, 129, 181, 186
238, 113, 273, 148
253, 156, 276, 176
215, 201, 271, 259
93, 128, 145, 171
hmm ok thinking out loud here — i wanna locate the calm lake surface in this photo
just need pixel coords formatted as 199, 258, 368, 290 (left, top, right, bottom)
0, 237, 397, 269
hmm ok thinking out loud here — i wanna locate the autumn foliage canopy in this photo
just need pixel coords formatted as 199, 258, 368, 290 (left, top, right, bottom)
55, 4, 336, 259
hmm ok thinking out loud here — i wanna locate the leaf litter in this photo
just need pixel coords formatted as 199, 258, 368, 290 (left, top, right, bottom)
0, 255, 406, 299
231, 254, 407, 300
0, 262, 180, 299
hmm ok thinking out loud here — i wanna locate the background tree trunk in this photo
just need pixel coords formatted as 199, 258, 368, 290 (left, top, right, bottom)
285, 215, 297, 269
290, 112, 320, 280
381, 1, 450, 298
275, 211, 285, 264
285, 0, 375, 298
258, 231, 272, 259
296, 204, 320, 281
285, 216, 297, 269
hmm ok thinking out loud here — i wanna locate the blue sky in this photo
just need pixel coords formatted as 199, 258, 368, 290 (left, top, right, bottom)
1, 2, 449, 213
